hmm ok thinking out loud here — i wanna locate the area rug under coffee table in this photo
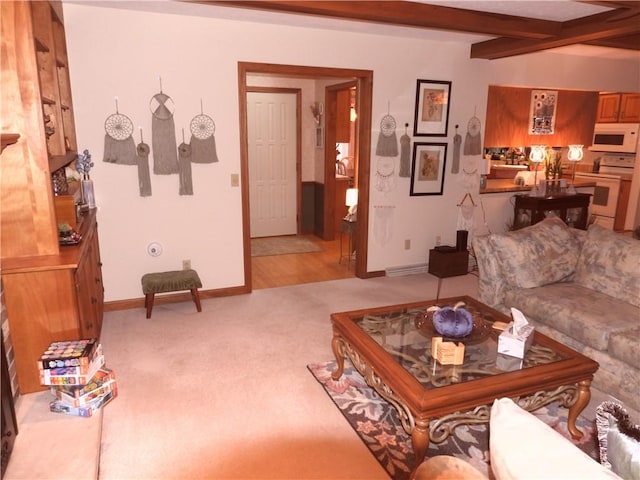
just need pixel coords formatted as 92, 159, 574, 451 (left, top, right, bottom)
308, 360, 598, 480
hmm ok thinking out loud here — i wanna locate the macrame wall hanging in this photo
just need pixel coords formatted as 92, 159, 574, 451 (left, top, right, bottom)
399, 123, 411, 178
103, 98, 137, 166
150, 78, 179, 175
456, 192, 476, 234
374, 157, 397, 194
136, 131, 152, 197
452, 124, 462, 173
103, 98, 151, 197
190, 100, 219, 164
463, 109, 482, 156
375, 102, 398, 157
373, 204, 395, 247
178, 129, 193, 196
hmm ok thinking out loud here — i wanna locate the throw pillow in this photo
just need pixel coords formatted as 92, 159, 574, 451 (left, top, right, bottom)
574, 224, 640, 307
490, 398, 620, 480
488, 217, 580, 289
595, 401, 640, 479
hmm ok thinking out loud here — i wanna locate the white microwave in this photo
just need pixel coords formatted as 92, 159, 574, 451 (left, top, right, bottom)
590, 123, 639, 153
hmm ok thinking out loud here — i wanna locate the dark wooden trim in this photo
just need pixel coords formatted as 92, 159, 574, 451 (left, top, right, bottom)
238, 61, 373, 283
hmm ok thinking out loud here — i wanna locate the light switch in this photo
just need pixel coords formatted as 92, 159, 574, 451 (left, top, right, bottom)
231, 174, 239, 187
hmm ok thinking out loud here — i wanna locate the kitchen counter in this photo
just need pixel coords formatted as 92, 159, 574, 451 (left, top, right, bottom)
481, 178, 596, 194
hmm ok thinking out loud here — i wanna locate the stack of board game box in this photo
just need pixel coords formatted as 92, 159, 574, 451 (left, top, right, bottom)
37, 338, 118, 417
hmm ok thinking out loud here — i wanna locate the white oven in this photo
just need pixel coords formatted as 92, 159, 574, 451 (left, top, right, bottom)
575, 154, 636, 230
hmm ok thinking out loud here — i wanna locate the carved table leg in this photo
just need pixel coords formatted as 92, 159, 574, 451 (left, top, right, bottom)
331, 335, 345, 380
409, 417, 430, 480
567, 379, 591, 440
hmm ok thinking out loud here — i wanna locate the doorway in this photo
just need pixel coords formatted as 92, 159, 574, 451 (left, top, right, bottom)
238, 62, 373, 291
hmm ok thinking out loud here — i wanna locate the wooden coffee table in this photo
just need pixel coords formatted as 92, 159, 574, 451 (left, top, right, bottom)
330, 295, 599, 476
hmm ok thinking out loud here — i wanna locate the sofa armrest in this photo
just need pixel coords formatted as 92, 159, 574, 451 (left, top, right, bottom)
472, 235, 508, 310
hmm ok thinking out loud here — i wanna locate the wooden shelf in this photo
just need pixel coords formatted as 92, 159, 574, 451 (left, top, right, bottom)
1, 133, 20, 152
49, 151, 77, 173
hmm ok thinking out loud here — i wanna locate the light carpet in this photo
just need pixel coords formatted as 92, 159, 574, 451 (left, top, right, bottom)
308, 359, 598, 480
250, 236, 322, 257
97, 273, 610, 479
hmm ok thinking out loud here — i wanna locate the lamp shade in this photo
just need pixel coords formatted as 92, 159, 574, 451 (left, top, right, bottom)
345, 188, 358, 207
529, 145, 546, 163
567, 144, 584, 162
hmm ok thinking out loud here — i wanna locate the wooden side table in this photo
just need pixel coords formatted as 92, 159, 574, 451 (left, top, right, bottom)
513, 193, 591, 230
339, 218, 356, 268
428, 248, 469, 300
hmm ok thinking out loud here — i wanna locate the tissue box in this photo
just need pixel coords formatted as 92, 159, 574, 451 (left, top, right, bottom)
497, 322, 534, 359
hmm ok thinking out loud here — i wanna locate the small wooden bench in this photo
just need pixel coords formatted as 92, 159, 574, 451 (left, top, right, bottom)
141, 269, 202, 318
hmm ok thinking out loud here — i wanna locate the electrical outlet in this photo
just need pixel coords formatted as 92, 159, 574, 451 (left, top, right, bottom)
230, 173, 239, 187
404, 239, 411, 250
182, 259, 191, 270
435, 236, 441, 246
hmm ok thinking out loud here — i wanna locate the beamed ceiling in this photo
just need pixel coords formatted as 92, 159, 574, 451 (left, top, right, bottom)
193, 1, 640, 59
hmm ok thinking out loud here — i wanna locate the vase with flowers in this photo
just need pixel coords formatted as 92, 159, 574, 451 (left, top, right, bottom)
76, 149, 95, 208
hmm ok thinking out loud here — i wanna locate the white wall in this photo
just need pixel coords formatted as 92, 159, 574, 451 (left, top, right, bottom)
63, 2, 640, 301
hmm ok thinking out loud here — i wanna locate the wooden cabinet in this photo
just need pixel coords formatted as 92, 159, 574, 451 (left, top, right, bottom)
513, 193, 591, 230
615, 179, 632, 231
1, 2, 103, 395
596, 93, 640, 123
1, 213, 103, 394
485, 86, 599, 147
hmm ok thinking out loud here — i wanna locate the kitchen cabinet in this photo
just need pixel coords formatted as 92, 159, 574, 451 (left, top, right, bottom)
596, 93, 640, 123
615, 179, 632, 231
485, 86, 599, 147
513, 193, 591, 230
1, 1, 103, 395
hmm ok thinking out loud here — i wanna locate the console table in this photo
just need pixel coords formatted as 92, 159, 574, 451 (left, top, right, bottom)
513, 193, 591, 230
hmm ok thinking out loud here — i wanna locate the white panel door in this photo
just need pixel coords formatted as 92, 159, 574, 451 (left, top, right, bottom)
247, 92, 297, 238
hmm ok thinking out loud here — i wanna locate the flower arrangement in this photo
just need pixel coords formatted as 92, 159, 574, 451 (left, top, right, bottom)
76, 149, 94, 179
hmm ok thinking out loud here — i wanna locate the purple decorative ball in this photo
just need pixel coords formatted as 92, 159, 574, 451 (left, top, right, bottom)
432, 306, 474, 338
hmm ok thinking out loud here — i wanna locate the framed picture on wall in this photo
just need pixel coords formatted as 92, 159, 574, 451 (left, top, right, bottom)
413, 79, 452, 136
410, 142, 447, 196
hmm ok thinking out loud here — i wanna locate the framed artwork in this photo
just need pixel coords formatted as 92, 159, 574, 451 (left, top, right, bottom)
413, 79, 452, 136
410, 142, 447, 196
529, 89, 557, 135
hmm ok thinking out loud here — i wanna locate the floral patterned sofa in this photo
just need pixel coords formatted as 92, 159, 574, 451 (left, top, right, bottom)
472, 217, 640, 413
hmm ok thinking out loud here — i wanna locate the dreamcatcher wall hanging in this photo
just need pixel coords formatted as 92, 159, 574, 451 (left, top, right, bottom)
375, 102, 398, 157
102, 98, 152, 197
374, 157, 397, 194
103, 98, 137, 166
190, 100, 219, 164
150, 78, 179, 175
463, 109, 482, 156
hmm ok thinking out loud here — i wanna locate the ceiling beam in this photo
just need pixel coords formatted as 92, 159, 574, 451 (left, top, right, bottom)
471, 10, 640, 59
200, 0, 560, 39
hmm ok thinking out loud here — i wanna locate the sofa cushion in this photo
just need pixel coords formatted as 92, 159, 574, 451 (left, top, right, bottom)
489, 217, 580, 290
609, 327, 640, 369
574, 224, 640, 308
504, 283, 640, 352
490, 398, 620, 480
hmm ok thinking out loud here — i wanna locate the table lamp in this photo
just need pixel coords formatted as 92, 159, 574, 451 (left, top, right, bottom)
529, 145, 546, 196
566, 144, 583, 194
345, 188, 358, 221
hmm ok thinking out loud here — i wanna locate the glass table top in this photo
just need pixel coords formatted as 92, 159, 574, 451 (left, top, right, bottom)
351, 298, 567, 391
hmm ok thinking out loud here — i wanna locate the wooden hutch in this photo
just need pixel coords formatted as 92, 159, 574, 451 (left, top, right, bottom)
1, 1, 104, 394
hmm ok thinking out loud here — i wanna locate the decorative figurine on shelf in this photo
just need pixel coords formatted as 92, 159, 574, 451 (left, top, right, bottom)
428, 301, 474, 338
76, 149, 95, 208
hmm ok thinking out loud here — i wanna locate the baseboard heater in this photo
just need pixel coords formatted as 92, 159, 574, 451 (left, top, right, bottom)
385, 263, 428, 277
